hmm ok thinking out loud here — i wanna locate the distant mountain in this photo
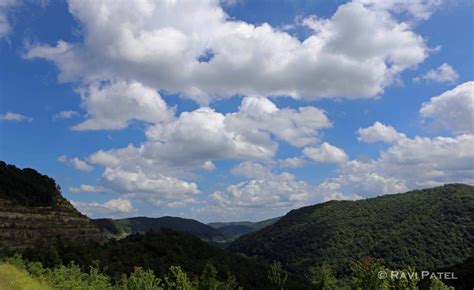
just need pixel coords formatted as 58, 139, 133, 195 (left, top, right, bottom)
0, 161, 104, 248
229, 184, 474, 276
94, 216, 227, 245
208, 217, 280, 240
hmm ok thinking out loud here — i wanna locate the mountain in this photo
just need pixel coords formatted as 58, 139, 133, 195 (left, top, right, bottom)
208, 217, 280, 240
229, 184, 474, 276
94, 216, 227, 245
22, 229, 309, 289
0, 161, 104, 248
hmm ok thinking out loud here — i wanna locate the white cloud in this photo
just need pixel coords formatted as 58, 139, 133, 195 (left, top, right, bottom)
0, 0, 19, 39
231, 161, 273, 179
58, 155, 94, 172
414, 63, 459, 83
70, 157, 93, 172
72, 81, 174, 131
377, 134, 474, 187
72, 198, 133, 217
420, 81, 474, 134
83, 95, 330, 209
356, 0, 444, 21
303, 143, 348, 164
225, 97, 331, 147
317, 133, 474, 199
53, 110, 79, 120
357, 121, 406, 143
25, 0, 429, 104
212, 162, 312, 209
278, 157, 307, 168
0, 112, 32, 122
69, 184, 106, 193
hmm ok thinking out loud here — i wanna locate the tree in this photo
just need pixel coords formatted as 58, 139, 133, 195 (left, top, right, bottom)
123, 267, 163, 290
198, 262, 219, 290
351, 256, 389, 290
165, 265, 194, 290
267, 260, 287, 290
307, 263, 337, 290
429, 278, 451, 290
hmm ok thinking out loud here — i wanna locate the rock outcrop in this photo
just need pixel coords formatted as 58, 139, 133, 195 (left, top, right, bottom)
0, 161, 105, 248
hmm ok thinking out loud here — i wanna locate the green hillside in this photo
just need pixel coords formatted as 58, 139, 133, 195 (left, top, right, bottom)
229, 184, 474, 276
208, 217, 280, 240
0, 161, 69, 208
0, 263, 50, 290
94, 216, 227, 244
21, 229, 308, 289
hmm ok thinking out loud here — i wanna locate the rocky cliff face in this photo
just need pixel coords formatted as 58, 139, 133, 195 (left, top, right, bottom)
0, 161, 105, 248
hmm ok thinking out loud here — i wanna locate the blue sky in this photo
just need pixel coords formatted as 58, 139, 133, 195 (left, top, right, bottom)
0, 0, 473, 222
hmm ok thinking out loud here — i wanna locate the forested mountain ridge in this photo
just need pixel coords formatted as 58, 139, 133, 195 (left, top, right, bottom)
94, 216, 227, 244
229, 184, 474, 276
0, 161, 105, 248
20, 229, 309, 289
208, 217, 281, 241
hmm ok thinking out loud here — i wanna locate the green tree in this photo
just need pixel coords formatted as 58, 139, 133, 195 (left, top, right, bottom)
267, 260, 287, 290
351, 256, 389, 290
307, 263, 337, 290
198, 262, 219, 290
165, 265, 194, 290
387, 267, 419, 290
429, 278, 451, 290
123, 267, 163, 290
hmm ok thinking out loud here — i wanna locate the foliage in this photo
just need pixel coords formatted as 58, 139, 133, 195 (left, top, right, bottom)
208, 217, 281, 241
267, 261, 288, 290
306, 263, 337, 290
351, 256, 388, 290
20, 230, 308, 289
120, 267, 163, 290
230, 184, 474, 276
0, 161, 63, 207
0, 263, 51, 290
429, 278, 451, 290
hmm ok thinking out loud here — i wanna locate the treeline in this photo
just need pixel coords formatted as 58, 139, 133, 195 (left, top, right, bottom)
230, 184, 474, 276
1, 253, 455, 290
2, 254, 240, 289
8, 230, 308, 289
0, 161, 62, 207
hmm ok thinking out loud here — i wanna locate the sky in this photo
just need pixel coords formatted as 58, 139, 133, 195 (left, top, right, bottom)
0, 0, 473, 222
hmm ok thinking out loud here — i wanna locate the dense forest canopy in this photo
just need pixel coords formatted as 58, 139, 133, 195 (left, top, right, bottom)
230, 184, 474, 276
0, 161, 63, 207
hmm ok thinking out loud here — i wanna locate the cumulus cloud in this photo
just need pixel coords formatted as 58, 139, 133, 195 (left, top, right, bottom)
303, 143, 348, 164
72, 81, 174, 131
69, 184, 106, 193
420, 81, 474, 134
225, 97, 331, 147
58, 155, 94, 172
25, 0, 429, 104
278, 157, 307, 168
357, 121, 406, 143
317, 133, 474, 199
72, 198, 133, 217
86, 96, 330, 208
414, 63, 459, 83
212, 162, 312, 209
144, 96, 330, 166
0, 112, 32, 122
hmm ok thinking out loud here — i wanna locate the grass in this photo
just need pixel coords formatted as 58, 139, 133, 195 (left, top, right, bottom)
0, 263, 50, 290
